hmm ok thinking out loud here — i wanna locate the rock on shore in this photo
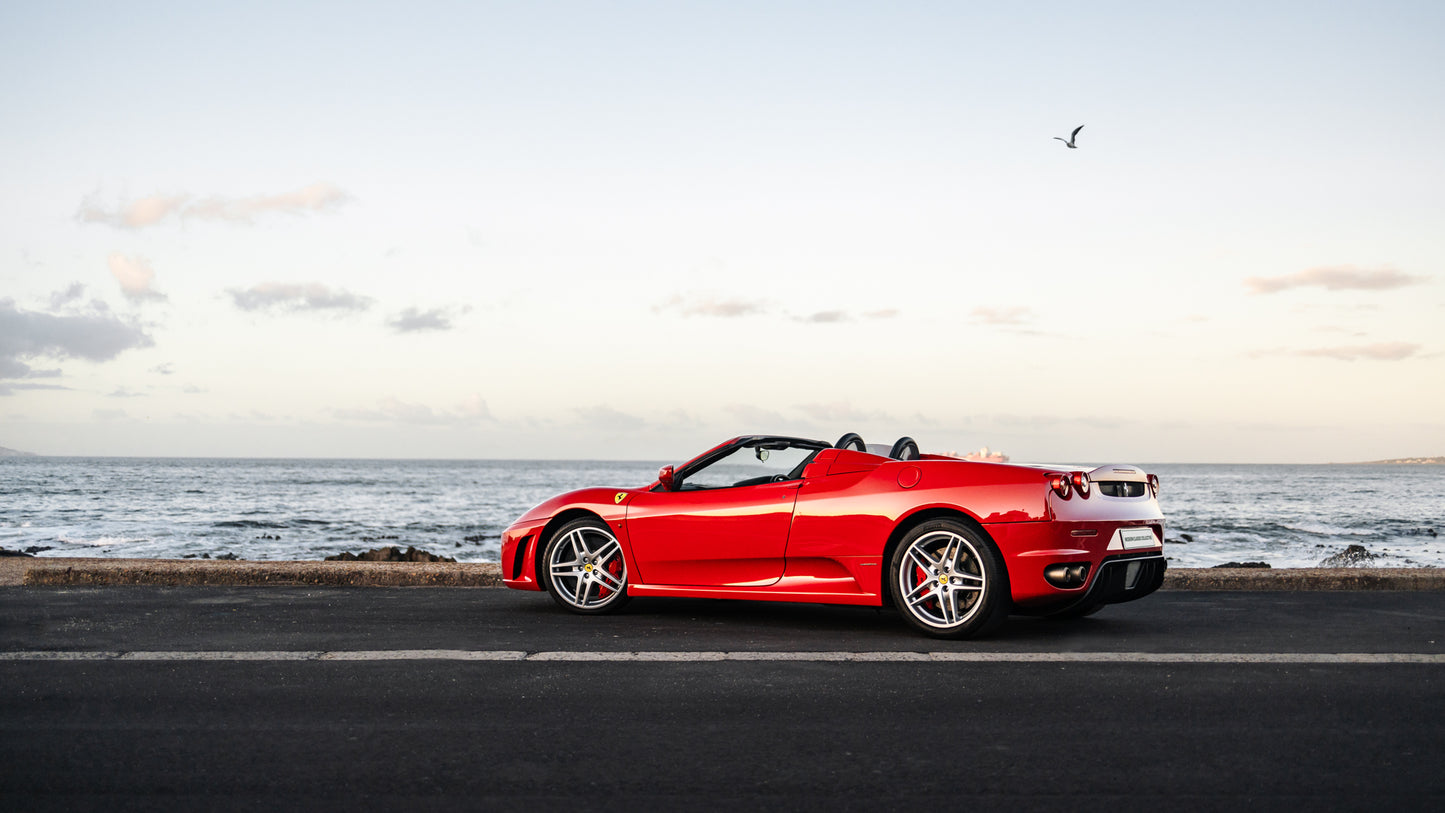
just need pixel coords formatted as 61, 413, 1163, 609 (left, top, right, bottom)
1319, 544, 1378, 568
325, 545, 457, 563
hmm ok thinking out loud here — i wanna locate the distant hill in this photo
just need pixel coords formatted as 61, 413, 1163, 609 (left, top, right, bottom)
0, 446, 38, 457
1354, 456, 1445, 465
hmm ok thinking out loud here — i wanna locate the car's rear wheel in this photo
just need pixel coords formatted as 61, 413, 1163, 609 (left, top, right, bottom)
889, 519, 1008, 639
541, 518, 630, 614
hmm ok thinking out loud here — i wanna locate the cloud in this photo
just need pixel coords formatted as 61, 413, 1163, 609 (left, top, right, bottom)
387, 306, 468, 333
654, 294, 767, 318
0, 381, 70, 396
150, 363, 175, 375
0, 298, 154, 386
7, 364, 62, 379
186, 183, 351, 223
0, 357, 32, 379
334, 396, 493, 426
574, 405, 646, 433
971, 306, 1032, 325
661, 408, 705, 431
78, 194, 187, 228
1245, 266, 1427, 294
107, 254, 167, 302
656, 296, 899, 324
228, 282, 373, 313
78, 183, 352, 229
1296, 342, 1422, 362
49, 283, 86, 309
724, 403, 792, 426
792, 308, 899, 324
454, 395, 493, 421
795, 401, 894, 424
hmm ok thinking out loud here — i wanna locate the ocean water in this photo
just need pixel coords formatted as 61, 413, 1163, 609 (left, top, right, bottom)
2, 458, 1442, 568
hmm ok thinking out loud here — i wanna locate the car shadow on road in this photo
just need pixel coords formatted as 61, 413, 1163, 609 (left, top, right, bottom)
512, 593, 1149, 648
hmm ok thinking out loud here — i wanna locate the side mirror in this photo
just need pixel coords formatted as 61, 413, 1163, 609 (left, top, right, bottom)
657, 465, 676, 491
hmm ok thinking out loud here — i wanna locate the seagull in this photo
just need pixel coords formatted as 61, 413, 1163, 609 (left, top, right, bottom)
1053, 124, 1084, 149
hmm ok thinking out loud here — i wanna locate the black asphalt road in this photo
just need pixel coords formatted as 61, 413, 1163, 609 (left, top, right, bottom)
3, 588, 1443, 810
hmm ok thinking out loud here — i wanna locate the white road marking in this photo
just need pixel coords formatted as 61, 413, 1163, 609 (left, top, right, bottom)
119, 650, 319, 661
320, 649, 527, 661
1, 650, 1441, 664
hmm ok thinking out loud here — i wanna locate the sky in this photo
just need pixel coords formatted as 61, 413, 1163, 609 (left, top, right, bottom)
2, 0, 1442, 463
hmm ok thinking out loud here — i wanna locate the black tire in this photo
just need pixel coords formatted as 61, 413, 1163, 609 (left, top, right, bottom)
888, 519, 1009, 639
835, 432, 866, 451
540, 517, 631, 614
888, 437, 920, 460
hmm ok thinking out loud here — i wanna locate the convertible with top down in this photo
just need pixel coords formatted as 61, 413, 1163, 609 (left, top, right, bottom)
500, 434, 1166, 638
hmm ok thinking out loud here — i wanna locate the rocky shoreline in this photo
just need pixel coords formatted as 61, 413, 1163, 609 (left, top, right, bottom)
3, 557, 1444, 591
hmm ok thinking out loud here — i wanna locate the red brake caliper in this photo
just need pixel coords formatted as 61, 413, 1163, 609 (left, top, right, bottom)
913, 562, 934, 612
598, 559, 622, 599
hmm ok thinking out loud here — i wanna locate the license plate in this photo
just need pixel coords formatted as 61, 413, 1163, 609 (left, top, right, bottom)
1118, 527, 1157, 549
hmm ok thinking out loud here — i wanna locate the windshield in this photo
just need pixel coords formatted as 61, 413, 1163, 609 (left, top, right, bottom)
678, 441, 822, 490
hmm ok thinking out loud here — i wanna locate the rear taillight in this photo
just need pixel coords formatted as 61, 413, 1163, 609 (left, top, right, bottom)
1148, 474, 1160, 498
1048, 473, 1072, 499
1071, 471, 1091, 498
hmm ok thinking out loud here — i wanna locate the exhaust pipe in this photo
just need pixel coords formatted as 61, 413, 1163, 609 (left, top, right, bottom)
1044, 562, 1091, 588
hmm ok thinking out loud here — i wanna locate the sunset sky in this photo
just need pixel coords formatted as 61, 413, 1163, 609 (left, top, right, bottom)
2, 1, 1442, 463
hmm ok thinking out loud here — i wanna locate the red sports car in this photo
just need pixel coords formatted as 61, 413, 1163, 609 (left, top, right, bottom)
500, 434, 1166, 638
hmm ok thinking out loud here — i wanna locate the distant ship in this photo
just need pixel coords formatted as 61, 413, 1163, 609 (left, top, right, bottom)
952, 446, 1009, 463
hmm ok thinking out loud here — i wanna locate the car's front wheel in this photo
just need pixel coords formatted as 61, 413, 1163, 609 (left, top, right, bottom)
889, 519, 1009, 639
541, 518, 631, 614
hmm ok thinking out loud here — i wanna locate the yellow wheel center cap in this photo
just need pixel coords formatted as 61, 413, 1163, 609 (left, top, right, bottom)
584, 564, 594, 573
938, 574, 949, 585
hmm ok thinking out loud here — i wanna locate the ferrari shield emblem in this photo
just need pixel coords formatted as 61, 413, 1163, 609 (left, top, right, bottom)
614, 492, 627, 504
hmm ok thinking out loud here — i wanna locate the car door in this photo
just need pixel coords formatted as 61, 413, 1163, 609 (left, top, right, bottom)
624, 479, 802, 587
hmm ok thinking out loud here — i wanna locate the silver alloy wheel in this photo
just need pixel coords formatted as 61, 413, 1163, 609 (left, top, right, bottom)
546, 523, 628, 611
896, 530, 987, 630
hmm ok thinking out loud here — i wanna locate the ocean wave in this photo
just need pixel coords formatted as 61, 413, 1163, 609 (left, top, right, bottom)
1278, 522, 1374, 537
261, 478, 384, 487
57, 534, 147, 547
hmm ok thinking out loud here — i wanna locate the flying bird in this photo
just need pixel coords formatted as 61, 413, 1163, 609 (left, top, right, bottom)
1054, 125, 1084, 149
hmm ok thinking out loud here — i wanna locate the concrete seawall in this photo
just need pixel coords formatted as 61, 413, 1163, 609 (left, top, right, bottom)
3, 558, 504, 588
4, 557, 1445, 590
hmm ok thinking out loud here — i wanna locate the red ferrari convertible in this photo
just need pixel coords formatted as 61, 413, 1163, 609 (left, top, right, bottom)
500, 434, 1165, 638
